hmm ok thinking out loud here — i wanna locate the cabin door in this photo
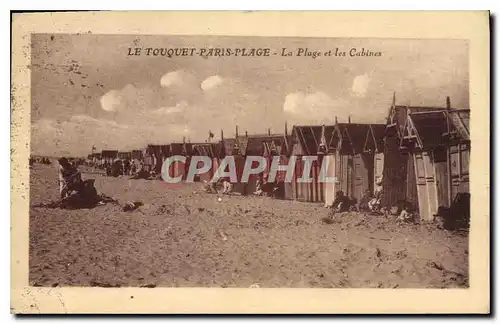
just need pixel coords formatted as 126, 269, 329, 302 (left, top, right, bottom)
323, 154, 337, 206
374, 152, 384, 190
449, 144, 470, 202
347, 156, 354, 198
433, 147, 449, 207
353, 154, 369, 202
414, 151, 438, 221
459, 144, 470, 194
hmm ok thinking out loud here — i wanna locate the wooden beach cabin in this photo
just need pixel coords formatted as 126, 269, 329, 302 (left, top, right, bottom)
239, 129, 289, 195
131, 149, 143, 161
399, 100, 470, 221
101, 150, 118, 164
290, 124, 335, 203
191, 142, 219, 183
381, 94, 447, 210
363, 124, 387, 192
262, 125, 294, 199
446, 108, 470, 200
329, 122, 377, 203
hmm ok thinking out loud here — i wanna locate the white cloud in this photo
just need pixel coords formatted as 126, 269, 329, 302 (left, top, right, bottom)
100, 90, 123, 112
351, 73, 370, 97
201, 75, 224, 92
160, 71, 185, 88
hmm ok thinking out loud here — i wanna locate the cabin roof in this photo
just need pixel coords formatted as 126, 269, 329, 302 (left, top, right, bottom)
363, 124, 386, 153
192, 143, 217, 157
221, 138, 237, 156
293, 125, 336, 155
448, 109, 470, 141
236, 136, 249, 156
244, 134, 286, 156
333, 123, 371, 154
407, 110, 448, 149
387, 105, 447, 138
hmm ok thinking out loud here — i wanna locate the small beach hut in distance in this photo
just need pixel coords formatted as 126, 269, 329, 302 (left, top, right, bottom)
191, 142, 218, 183
101, 150, 118, 164
329, 120, 373, 203
131, 149, 143, 161
237, 128, 288, 194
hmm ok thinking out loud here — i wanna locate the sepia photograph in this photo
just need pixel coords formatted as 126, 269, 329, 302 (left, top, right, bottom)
11, 11, 490, 314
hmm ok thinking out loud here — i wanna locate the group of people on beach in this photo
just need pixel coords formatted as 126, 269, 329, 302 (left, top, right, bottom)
57, 155, 412, 222
329, 179, 384, 214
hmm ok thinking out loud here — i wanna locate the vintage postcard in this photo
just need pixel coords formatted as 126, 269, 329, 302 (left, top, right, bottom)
11, 11, 490, 314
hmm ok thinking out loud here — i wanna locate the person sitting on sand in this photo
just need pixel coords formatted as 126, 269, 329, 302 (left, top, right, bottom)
330, 190, 351, 213
130, 162, 137, 176
58, 157, 82, 199
220, 178, 233, 195
368, 180, 383, 212
253, 178, 263, 196
358, 189, 372, 212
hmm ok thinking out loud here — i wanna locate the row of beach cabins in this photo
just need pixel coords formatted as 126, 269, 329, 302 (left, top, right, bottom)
87, 95, 470, 221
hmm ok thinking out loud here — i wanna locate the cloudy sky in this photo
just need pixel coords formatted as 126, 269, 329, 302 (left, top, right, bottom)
30, 34, 468, 157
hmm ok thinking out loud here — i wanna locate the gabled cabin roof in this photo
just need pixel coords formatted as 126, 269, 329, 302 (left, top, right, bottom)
243, 134, 286, 156
192, 142, 217, 157
221, 138, 236, 156
235, 136, 249, 156
448, 109, 470, 141
387, 105, 447, 138
332, 123, 371, 154
404, 110, 448, 149
292, 125, 336, 155
262, 135, 291, 156
146, 144, 165, 156
363, 124, 386, 153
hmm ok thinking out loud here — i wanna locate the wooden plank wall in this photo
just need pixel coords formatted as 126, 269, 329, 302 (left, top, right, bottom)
406, 152, 419, 209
